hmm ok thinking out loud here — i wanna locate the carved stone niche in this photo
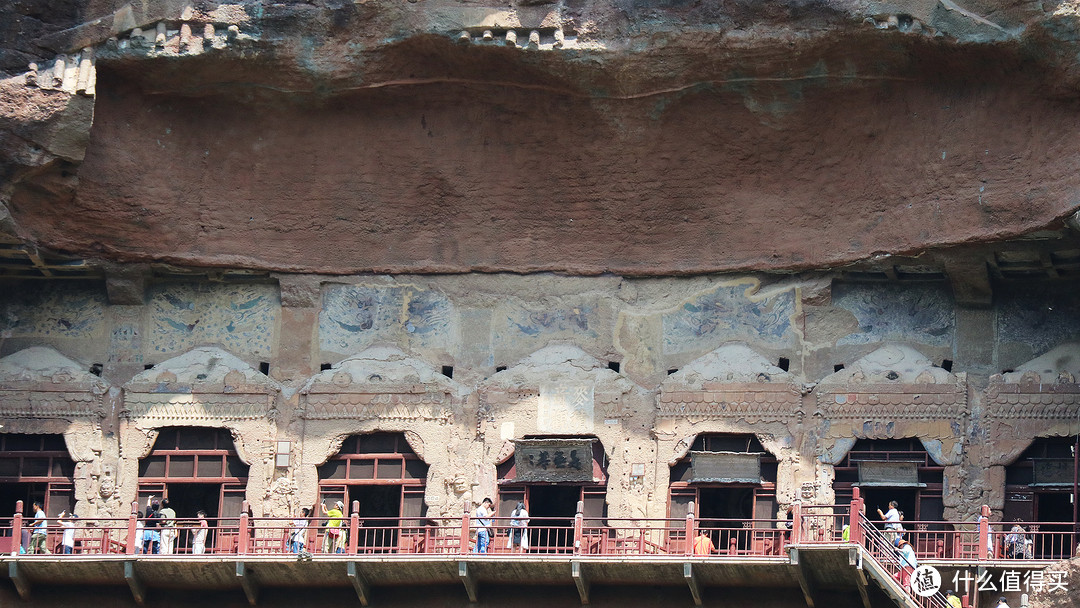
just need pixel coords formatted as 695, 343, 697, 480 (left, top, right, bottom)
299, 345, 462, 422
0, 346, 108, 420
815, 344, 969, 425
658, 343, 801, 423
477, 344, 650, 435
122, 346, 280, 423
985, 343, 1080, 461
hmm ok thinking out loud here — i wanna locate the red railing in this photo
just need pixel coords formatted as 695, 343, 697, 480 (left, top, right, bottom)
3, 496, 1075, 565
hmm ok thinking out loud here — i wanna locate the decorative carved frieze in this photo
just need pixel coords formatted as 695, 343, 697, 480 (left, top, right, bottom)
985, 383, 1080, 420
657, 383, 801, 422
0, 390, 104, 418
815, 383, 968, 420
123, 392, 273, 422
302, 392, 451, 422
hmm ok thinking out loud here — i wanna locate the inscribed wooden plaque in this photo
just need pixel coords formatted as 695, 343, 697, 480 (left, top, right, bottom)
1033, 459, 1074, 486
690, 451, 762, 483
857, 461, 920, 486
514, 439, 594, 482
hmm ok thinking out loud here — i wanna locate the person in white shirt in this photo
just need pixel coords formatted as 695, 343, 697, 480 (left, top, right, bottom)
995, 596, 1011, 608
59, 511, 77, 554
290, 508, 310, 554
472, 498, 493, 554
877, 501, 903, 545
192, 510, 209, 555
158, 498, 177, 555
509, 502, 530, 553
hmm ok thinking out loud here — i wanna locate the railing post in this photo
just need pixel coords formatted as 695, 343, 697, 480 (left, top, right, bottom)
849, 489, 864, 546
238, 500, 250, 555
791, 502, 802, 544
348, 500, 360, 555
459, 501, 471, 555
11, 500, 23, 555
684, 500, 695, 556
126, 500, 139, 555
574, 500, 584, 555
978, 504, 990, 560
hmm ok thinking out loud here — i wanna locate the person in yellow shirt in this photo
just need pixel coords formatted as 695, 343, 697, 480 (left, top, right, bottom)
693, 530, 716, 555
945, 590, 963, 608
321, 500, 346, 553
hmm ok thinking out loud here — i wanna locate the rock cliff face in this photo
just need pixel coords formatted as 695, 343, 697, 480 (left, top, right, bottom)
2, 0, 1080, 275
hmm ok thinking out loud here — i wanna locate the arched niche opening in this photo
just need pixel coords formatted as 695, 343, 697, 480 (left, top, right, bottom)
496, 436, 608, 553
316, 432, 429, 552
1004, 436, 1079, 559
136, 427, 250, 553
833, 438, 944, 527
0, 434, 75, 553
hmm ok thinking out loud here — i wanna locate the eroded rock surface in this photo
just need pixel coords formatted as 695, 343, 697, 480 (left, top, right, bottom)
2, 0, 1080, 275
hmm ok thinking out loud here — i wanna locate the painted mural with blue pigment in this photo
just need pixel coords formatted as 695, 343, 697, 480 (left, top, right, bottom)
997, 289, 1080, 356
0, 283, 106, 339
319, 284, 455, 354
492, 301, 601, 353
834, 282, 954, 347
148, 283, 277, 359
661, 281, 795, 355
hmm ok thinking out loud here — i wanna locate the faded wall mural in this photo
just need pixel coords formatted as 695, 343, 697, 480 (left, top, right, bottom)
319, 284, 456, 354
148, 283, 278, 359
997, 288, 1080, 356
0, 282, 106, 339
834, 282, 954, 347
661, 281, 796, 355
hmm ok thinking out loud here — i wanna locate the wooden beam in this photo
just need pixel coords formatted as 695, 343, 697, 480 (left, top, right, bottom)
851, 549, 872, 608
236, 561, 259, 606
789, 548, 817, 608
458, 562, 478, 603
124, 561, 145, 605
683, 562, 703, 607
571, 561, 590, 605
347, 561, 371, 606
8, 561, 31, 600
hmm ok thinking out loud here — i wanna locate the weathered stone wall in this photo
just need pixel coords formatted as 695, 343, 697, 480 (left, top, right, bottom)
0, 275, 1077, 523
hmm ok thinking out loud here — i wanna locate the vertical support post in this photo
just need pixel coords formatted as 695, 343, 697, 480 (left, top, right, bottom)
791, 502, 802, 545
238, 500, 250, 555
11, 500, 23, 556
574, 500, 584, 555
849, 488, 864, 546
978, 504, 990, 561
685, 500, 695, 556
348, 500, 360, 555
126, 500, 139, 555
459, 500, 471, 555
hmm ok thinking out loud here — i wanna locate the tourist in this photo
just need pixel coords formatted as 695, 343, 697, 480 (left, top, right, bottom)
1005, 521, 1030, 559
473, 498, 493, 554
58, 511, 77, 554
321, 500, 346, 553
143, 501, 162, 554
29, 501, 48, 554
692, 530, 716, 555
896, 538, 918, 590
877, 501, 903, 544
945, 590, 963, 608
159, 498, 177, 554
995, 596, 1010, 608
135, 511, 145, 554
508, 502, 529, 553
290, 507, 311, 554
192, 510, 209, 555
